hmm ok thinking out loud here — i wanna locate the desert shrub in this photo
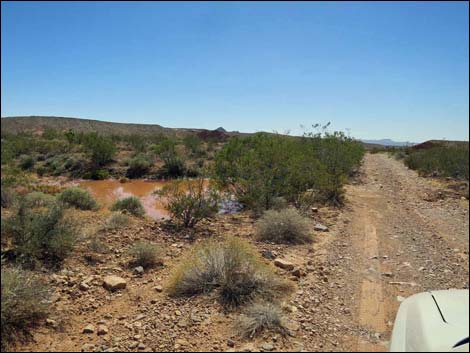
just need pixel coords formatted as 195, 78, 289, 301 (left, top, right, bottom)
405, 145, 469, 180
104, 212, 130, 230
151, 137, 178, 157
183, 135, 203, 155
394, 150, 408, 160
36, 166, 47, 176
270, 196, 288, 211
58, 187, 98, 210
23, 192, 56, 209
1, 134, 34, 163
167, 237, 293, 309
63, 157, 85, 172
213, 132, 362, 212
156, 178, 218, 228
82, 132, 116, 167
1, 264, 50, 350
4, 199, 78, 266
256, 208, 312, 244
1, 188, 16, 208
213, 133, 298, 212
110, 196, 145, 217
87, 168, 109, 180
307, 131, 365, 204
18, 155, 35, 170
126, 154, 152, 178
129, 241, 162, 269
235, 302, 288, 339
126, 134, 147, 153
159, 154, 186, 178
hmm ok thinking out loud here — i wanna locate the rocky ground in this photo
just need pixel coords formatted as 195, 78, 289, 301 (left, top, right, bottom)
9, 153, 469, 352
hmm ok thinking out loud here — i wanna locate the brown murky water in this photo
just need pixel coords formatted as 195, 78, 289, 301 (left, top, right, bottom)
79, 179, 171, 219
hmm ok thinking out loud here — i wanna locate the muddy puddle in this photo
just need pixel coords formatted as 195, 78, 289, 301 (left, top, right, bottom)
79, 179, 171, 219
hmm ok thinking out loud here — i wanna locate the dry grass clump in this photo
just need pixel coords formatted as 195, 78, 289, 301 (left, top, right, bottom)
256, 208, 312, 244
103, 212, 130, 230
167, 237, 293, 309
1, 264, 50, 350
1, 188, 16, 208
88, 237, 109, 254
129, 241, 163, 269
235, 302, 288, 339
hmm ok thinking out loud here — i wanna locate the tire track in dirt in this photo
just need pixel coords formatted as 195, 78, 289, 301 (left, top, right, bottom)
333, 153, 469, 351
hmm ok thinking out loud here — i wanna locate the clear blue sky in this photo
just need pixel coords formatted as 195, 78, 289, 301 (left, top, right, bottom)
1, 1, 468, 142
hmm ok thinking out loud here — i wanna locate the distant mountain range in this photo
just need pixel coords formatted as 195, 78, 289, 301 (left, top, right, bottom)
360, 139, 417, 147
0, 116, 243, 138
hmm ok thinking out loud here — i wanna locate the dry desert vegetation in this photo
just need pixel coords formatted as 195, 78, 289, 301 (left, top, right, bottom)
1, 117, 469, 352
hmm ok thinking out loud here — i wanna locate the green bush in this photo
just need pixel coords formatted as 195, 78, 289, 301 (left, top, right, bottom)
167, 237, 293, 309
58, 187, 98, 210
1, 188, 16, 208
183, 135, 203, 155
213, 131, 364, 211
19, 155, 35, 170
405, 145, 469, 180
23, 192, 56, 209
36, 166, 47, 176
235, 302, 288, 339
159, 154, 186, 178
129, 241, 162, 269
4, 200, 78, 266
256, 208, 312, 244
126, 155, 152, 178
110, 196, 145, 217
1, 265, 50, 350
126, 134, 147, 153
156, 178, 218, 228
151, 137, 178, 157
307, 132, 365, 204
87, 168, 109, 180
82, 132, 116, 167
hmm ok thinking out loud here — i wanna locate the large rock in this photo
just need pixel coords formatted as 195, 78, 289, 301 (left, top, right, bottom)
274, 259, 295, 271
103, 276, 127, 291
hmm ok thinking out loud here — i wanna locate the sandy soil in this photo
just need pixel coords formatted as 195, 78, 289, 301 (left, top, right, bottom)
10, 153, 469, 352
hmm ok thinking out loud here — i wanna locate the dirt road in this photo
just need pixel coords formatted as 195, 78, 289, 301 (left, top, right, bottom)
319, 153, 469, 351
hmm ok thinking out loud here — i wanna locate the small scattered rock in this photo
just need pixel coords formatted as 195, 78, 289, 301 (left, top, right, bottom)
314, 223, 328, 232
134, 266, 144, 275
261, 342, 275, 351
97, 324, 109, 335
137, 343, 146, 350
81, 343, 95, 352
274, 259, 295, 271
291, 268, 304, 278
82, 324, 95, 334
103, 276, 127, 291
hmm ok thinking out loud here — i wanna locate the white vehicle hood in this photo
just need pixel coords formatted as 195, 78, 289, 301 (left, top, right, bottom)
390, 289, 469, 352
